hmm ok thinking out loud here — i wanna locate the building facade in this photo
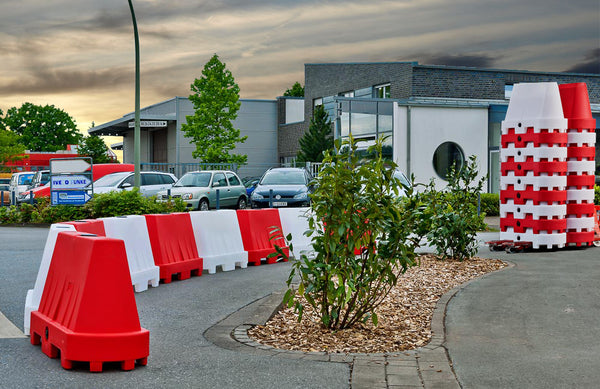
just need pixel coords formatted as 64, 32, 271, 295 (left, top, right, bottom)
90, 97, 279, 178
93, 62, 599, 192
279, 62, 600, 191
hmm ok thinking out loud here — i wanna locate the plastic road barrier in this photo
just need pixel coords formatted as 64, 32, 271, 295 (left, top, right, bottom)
188, 210, 248, 274
24, 223, 76, 335
559, 83, 596, 247
30, 231, 149, 372
500, 82, 568, 249
236, 209, 289, 265
145, 213, 203, 283
277, 207, 314, 259
102, 215, 160, 292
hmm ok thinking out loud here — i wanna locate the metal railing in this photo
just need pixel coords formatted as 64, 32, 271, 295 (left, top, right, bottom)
140, 162, 238, 178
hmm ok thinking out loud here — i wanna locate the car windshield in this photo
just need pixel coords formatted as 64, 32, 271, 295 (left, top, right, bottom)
393, 171, 410, 188
92, 172, 130, 187
174, 172, 212, 187
18, 174, 34, 185
260, 170, 306, 185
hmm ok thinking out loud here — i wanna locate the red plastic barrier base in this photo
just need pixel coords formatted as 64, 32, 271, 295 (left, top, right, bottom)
145, 213, 203, 283
566, 174, 595, 189
30, 315, 149, 372
566, 231, 594, 247
62, 220, 106, 236
500, 186, 566, 205
500, 214, 566, 234
237, 209, 289, 266
29, 231, 149, 372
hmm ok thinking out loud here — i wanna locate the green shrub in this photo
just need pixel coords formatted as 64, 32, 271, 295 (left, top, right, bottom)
283, 136, 420, 330
0, 206, 22, 224
425, 156, 486, 261
480, 193, 500, 216
0, 189, 187, 225
85, 189, 186, 218
595, 185, 599, 205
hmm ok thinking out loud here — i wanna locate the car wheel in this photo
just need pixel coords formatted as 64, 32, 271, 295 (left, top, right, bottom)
237, 196, 247, 210
198, 198, 209, 211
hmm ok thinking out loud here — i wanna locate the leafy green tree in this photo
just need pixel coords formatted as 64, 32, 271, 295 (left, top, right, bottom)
296, 105, 334, 163
78, 133, 112, 164
283, 81, 304, 97
182, 54, 247, 164
3, 102, 82, 152
0, 109, 26, 164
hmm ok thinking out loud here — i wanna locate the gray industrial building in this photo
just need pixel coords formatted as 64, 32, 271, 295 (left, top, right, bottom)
90, 97, 281, 178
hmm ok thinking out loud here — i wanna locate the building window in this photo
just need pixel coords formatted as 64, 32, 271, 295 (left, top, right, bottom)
339, 91, 354, 97
313, 97, 323, 107
432, 142, 465, 180
504, 84, 513, 99
373, 83, 391, 99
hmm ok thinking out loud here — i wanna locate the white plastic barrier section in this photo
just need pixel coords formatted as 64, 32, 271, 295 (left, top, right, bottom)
500, 82, 568, 249
24, 223, 77, 334
101, 215, 160, 292
278, 207, 315, 259
189, 210, 248, 274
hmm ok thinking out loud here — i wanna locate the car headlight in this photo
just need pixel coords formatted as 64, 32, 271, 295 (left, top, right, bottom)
251, 192, 263, 200
293, 192, 308, 200
180, 193, 193, 200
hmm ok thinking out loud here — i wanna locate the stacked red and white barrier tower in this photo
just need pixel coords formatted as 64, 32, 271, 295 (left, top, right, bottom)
500, 82, 596, 249
500, 83, 568, 249
560, 83, 597, 246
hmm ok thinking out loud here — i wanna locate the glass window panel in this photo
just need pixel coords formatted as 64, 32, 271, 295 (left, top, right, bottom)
378, 114, 392, 134
354, 87, 373, 98
340, 111, 350, 137
351, 113, 376, 137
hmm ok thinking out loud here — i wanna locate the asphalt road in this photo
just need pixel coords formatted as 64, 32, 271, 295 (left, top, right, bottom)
0, 226, 349, 389
446, 247, 600, 389
3, 225, 598, 389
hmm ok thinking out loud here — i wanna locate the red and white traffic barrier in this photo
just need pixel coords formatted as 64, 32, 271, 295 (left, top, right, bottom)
500, 82, 568, 249
24, 223, 76, 335
189, 210, 248, 274
277, 207, 315, 259
559, 83, 597, 246
102, 215, 160, 292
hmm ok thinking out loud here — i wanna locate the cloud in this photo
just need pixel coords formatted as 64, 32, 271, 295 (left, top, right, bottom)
565, 49, 600, 74
0, 66, 132, 95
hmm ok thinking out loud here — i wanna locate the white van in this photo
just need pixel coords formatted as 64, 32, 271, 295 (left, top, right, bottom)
9, 172, 35, 205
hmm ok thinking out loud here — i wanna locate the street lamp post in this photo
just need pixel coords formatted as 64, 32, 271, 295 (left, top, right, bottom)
127, 0, 141, 188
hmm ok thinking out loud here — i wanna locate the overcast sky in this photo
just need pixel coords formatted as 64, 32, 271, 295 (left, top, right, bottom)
0, 0, 598, 139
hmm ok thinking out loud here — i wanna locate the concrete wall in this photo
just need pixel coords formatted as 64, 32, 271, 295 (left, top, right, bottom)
394, 105, 489, 190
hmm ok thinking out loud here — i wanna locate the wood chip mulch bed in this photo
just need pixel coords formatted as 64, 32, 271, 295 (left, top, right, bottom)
248, 255, 506, 354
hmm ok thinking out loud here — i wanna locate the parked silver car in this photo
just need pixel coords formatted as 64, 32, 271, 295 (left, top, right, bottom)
87, 171, 177, 197
158, 170, 247, 211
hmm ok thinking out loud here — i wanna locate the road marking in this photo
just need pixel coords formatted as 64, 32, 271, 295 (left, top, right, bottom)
0, 310, 25, 338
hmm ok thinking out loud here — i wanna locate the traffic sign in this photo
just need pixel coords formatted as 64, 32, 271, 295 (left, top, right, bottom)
50, 159, 91, 174
52, 190, 91, 206
51, 175, 92, 190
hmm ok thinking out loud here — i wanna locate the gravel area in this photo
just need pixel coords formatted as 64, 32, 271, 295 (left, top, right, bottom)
249, 255, 506, 354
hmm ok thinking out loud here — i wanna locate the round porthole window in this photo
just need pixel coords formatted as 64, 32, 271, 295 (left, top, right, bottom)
432, 142, 465, 180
